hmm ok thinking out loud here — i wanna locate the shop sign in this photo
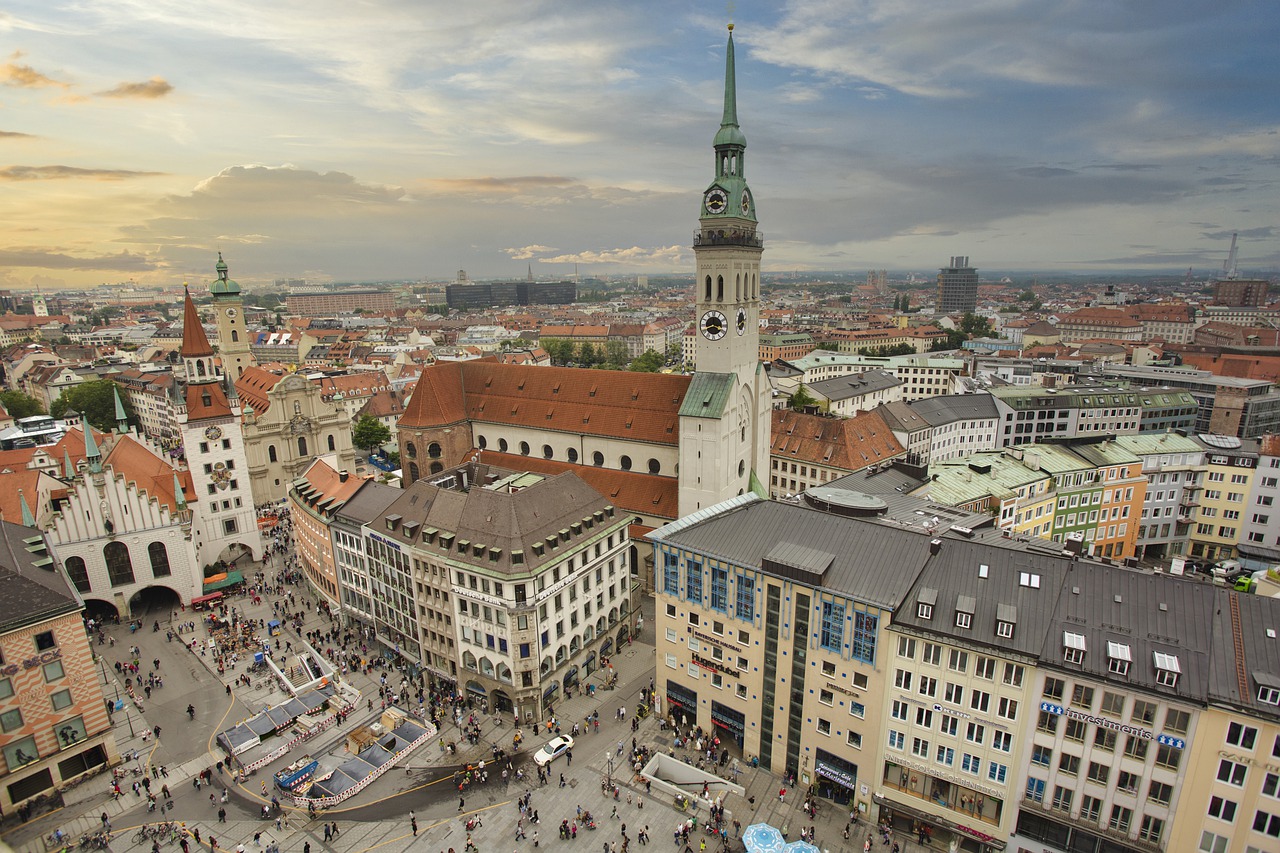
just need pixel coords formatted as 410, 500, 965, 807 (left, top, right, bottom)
1218, 750, 1280, 773
368, 532, 402, 551
1, 649, 61, 676
693, 630, 739, 651
891, 756, 1003, 798
825, 680, 860, 699
815, 760, 856, 789
1040, 701, 1183, 746
692, 653, 738, 678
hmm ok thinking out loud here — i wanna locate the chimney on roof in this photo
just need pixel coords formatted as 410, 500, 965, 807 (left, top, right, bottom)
339, 471, 349, 483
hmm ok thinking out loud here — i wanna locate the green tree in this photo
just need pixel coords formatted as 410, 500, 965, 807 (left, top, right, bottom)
577, 342, 601, 366
603, 340, 629, 368
959, 312, 994, 338
815, 341, 840, 352
629, 349, 665, 372
789, 384, 818, 411
0, 390, 46, 419
541, 338, 574, 366
50, 380, 136, 432
352, 415, 392, 455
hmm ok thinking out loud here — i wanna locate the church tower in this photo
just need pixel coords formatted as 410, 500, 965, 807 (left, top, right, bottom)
177, 288, 262, 568
210, 253, 255, 385
678, 25, 772, 517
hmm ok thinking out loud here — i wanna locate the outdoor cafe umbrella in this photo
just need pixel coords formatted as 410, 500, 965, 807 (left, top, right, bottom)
783, 841, 820, 853
743, 823, 786, 853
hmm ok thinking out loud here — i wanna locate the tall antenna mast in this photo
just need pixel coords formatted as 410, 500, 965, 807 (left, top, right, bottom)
1222, 231, 1239, 280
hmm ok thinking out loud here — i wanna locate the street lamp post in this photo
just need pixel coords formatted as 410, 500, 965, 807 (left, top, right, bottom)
606, 753, 614, 789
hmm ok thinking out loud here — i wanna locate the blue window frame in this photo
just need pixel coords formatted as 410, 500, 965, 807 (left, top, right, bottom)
663, 552, 680, 595
820, 601, 845, 652
962, 753, 981, 775
710, 566, 728, 612
852, 611, 878, 663
1025, 777, 1045, 802
736, 574, 755, 620
686, 559, 703, 603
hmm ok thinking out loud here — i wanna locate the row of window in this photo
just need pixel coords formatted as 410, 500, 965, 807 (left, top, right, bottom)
62, 542, 172, 593
474, 435, 664, 473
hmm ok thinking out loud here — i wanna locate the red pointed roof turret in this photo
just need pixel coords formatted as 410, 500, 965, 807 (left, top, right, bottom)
181, 287, 214, 358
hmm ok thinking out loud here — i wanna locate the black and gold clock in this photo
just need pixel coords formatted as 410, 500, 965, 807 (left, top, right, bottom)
740, 190, 751, 215
204, 426, 223, 441
736, 308, 748, 335
700, 310, 728, 340
704, 188, 727, 215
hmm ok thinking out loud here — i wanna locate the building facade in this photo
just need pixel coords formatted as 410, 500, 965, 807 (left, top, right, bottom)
1, 522, 119, 812
937, 257, 979, 315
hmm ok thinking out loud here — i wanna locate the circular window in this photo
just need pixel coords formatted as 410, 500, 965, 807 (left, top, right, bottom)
620, 455, 632, 471
567, 448, 579, 463
542, 444, 554, 459
648, 458, 661, 474
478, 435, 487, 449
498, 438, 508, 453
519, 441, 530, 456
593, 451, 604, 467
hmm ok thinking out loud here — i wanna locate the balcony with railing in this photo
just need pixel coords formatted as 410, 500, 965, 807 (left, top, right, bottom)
693, 229, 764, 248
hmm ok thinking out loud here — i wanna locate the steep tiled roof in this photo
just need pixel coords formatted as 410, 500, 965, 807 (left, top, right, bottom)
185, 381, 233, 420
473, 450, 679, 520
0, 468, 45, 524
400, 361, 690, 446
102, 434, 193, 513
235, 366, 283, 414
180, 289, 214, 357
770, 409, 905, 472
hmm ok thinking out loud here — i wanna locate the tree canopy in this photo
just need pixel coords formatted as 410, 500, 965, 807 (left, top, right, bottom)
628, 349, 665, 372
0, 390, 46, 419
352, 415, 392, 453
50, 380, 137, 432
789, 384, 818, 411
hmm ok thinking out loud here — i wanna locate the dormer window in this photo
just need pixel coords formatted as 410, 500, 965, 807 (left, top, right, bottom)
916, 587, 937, 621
1153, 652, 1180, 688
1063, 632, 1086, 665
1107, 641, 1131, 676
996, 621, 1013, 639
955, 595, 975, 630
995, 603, 1016, 639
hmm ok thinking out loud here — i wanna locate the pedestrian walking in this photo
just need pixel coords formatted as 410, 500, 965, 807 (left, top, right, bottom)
533, 829, 539, 847
410, 813, 417, 836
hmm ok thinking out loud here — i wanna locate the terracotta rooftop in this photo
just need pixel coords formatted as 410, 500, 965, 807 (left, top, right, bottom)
473, 449, 679, 521
234, 366, 284, 414
770, 408, 905, 472
399, 361, 691, 447
180, 289, 214, 357
102, 434, 193, 514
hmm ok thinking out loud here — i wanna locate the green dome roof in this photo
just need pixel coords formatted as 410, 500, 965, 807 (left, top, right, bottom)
210, 252, 241, 295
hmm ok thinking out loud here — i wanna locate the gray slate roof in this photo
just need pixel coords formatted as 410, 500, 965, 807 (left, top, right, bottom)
333, 479, 402, 527
1039, 562, 1215, 704
649, 499, 935, 610
1208, 588, 1280, 720
0, 520, 79, 634
908, 393, 1000, 427
809, 369, 901, 402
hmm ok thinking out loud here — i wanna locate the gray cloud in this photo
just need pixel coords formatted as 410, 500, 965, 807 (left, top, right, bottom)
0, 165, 163, 181
96, 77, 173, 99
0, 248, 157, 270
1202, 227, 1274, 240
0, 130, 35, 138
1016, 167, 1077, 178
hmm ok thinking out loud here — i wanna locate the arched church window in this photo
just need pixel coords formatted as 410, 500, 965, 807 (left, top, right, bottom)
735, 273, 741, 301
231, 330, 238, 343
620, 455, 632, 471
592, 451, 604, 467
705, 275, 712, 302
104, 541, 135, 587
409, 462, 420, 482
648, 459, 661, 474
430, 462, 443, 474
406, 442, 417, 459
716, 276, 724, 301
327, 434, 335, 452
196, 361, 206, 377
298, 436, 308, 457
478, 436, 487, 450
64, 556, 91, 593
268, 445, 277, 463
148, 542, 172, 578
428, 443, 442, 459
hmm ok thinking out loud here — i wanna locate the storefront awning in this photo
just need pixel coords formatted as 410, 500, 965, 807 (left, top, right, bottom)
202, 570, 245, 592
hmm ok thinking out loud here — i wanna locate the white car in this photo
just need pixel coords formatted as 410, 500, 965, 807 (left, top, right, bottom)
533, 735, 575, 766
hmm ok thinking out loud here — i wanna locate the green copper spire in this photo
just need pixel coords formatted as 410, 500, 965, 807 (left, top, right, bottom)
714, 25, 746, 149
63, 450, 74, 479
18, 490, 35, 527
112, 385, 128, 433
83, 425, 102, 473
173, 473, 187, 508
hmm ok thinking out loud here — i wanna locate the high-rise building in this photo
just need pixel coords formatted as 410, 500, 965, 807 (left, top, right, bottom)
1211, 277, 1271, 307
936, 255, 978, 314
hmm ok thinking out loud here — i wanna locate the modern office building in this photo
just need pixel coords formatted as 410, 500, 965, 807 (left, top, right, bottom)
445, 281, 577, 310
285, 290, 397, 315
1211, 278, 1271, 307
937, 257, 979, 315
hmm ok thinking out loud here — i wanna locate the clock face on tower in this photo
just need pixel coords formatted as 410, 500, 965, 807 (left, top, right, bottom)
704, 188, 727, 215
225, 307, 238, 319
700, 310, 728, 341
740, 190, 751, 215
204, 426, 223, 441
736, 308, 748, 335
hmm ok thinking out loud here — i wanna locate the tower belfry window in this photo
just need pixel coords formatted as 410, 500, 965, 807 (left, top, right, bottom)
717, 276, 724, 301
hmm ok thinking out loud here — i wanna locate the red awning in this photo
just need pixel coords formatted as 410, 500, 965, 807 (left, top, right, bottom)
191, 592, 224, 606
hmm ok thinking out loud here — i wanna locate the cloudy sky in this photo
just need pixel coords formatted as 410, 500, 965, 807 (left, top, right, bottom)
2, 1, 1277, 289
